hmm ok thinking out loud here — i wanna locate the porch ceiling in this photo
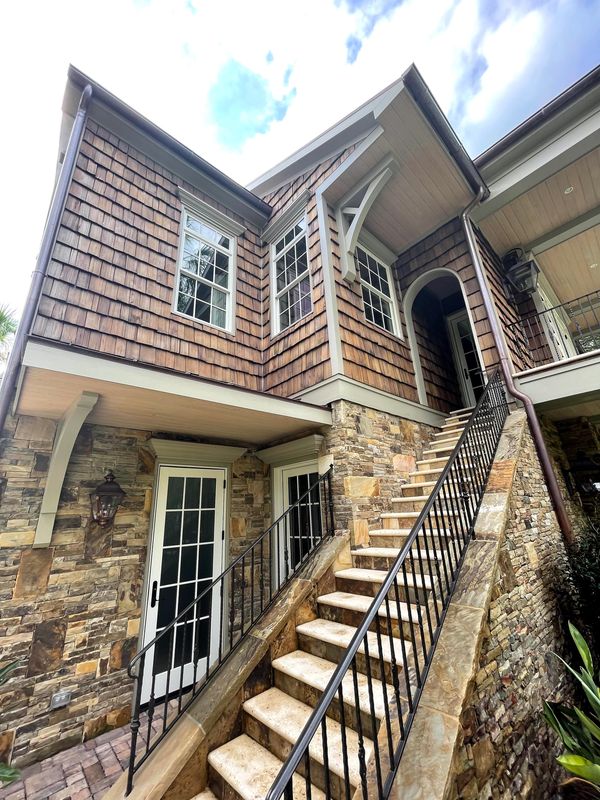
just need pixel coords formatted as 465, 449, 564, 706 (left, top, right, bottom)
322, 89, 473, 255
476, 145, 600, 305
17, 341, 332, 448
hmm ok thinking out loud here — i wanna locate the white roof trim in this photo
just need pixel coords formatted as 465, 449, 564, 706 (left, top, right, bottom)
262, 190, 311, 243
22, 342, 332, 426
256, 434, 324, 467
178, 187, 246, 236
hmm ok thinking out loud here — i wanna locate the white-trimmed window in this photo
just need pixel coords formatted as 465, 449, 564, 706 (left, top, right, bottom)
355, 245, 400, 335
175, 210, 233, 330
272, 218, 312, 333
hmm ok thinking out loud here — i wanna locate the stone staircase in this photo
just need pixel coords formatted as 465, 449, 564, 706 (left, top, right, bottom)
191, 407, 474, 800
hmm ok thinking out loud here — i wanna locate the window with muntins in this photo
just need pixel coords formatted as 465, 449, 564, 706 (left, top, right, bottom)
175, 210, 233, 331
355, 245, 398, 334
273, 218, 311, 333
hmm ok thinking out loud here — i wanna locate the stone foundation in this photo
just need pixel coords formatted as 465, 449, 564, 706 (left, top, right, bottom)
322, 400, 437, 545
452, 427, 570, 799
0, 414, 271, 767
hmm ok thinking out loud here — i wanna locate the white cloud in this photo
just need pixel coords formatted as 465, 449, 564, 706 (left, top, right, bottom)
0, 0, 589, 318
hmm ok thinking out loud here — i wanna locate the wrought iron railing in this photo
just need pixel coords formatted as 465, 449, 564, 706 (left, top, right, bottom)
265, 371, 509, 800
125, 466, 334, 794
508, 289, 600, 368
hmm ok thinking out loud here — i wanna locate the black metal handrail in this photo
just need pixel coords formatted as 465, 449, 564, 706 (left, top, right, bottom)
125, 466, 335, 794
266, 372, 509, 800
507, 289, 600, 368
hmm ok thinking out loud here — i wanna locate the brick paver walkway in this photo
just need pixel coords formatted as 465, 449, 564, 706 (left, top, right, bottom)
0, 723, 132, 800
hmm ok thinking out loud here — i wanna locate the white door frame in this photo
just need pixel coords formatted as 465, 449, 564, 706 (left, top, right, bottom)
140, 465, 226, 704
446, 309, 480, 407
272, 459, 319, 588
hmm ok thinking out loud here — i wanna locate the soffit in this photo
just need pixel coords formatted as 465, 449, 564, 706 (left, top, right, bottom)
323, 90, 473, 255
478, 146, 600, 256
535, 224, 600, 301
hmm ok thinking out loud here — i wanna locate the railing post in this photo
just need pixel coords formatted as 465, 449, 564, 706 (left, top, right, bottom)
327, 465, 334, 537
126, 652, 145, 796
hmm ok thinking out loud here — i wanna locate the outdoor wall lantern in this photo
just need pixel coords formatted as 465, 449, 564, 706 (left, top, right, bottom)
502, 248, 540, 296
90, 471, 126, 527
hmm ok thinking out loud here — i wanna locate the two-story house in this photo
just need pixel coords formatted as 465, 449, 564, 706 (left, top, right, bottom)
0, 62, 598, 800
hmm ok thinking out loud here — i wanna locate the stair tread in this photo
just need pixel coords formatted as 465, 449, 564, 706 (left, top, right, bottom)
296, 618, 411, 663
380, 509, 460, 518
368, 528, 452, 537
243, 687, 371, 785
191, 791, 219, 800
449, 407, 474, 415
318, 590, 423, 623
336, 567, 435, 589
208, 733, 325, 800
352, 546, 444, 561
273, 650, 393, 718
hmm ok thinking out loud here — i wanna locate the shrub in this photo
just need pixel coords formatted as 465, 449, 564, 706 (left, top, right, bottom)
0, 661, 20, 786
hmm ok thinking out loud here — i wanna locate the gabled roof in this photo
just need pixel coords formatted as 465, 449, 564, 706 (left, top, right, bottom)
248, 64, 486, 199
66, 66, 272, 226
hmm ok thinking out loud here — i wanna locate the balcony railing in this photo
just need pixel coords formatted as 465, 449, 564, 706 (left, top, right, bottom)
508, 289, 600, 369
125, 466, 335, 795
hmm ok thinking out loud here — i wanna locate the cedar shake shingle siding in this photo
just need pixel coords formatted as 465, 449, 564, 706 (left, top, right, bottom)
34, 120, 265, 391
260, 149, 356, 397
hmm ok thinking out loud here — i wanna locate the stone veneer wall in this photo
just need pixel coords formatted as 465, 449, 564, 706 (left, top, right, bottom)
452, 428, 570, 800
322, 400, 438, 545
0, 414, 270, 768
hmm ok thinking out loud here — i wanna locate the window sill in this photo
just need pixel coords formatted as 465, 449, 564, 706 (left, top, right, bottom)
171, 308, 236, 337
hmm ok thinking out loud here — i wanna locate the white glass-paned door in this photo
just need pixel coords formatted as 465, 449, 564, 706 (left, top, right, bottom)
141, 466, 225, 704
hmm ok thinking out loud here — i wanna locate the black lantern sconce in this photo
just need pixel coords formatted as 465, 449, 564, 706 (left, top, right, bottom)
90, 471, 126, 527
502, 248, 540, 296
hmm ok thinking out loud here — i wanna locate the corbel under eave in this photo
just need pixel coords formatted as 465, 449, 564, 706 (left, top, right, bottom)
340, 164, 394, 283
33, 391, 99, 548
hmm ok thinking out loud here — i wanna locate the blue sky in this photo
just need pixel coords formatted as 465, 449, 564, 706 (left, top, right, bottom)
0, 0, 598, 316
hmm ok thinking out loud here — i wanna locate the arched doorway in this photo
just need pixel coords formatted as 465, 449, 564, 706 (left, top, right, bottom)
404, 270, 485, 413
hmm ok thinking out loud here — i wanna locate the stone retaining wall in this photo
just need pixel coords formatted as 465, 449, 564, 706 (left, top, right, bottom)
452, 427, 570, 799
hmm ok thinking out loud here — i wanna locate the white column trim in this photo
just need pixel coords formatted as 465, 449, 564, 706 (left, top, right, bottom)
33, 391, 99, 548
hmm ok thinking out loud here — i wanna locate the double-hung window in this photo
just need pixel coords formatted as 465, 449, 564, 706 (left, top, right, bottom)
355, 245, 400, 335
273, 218, 312, 333
175, 209, 235, 331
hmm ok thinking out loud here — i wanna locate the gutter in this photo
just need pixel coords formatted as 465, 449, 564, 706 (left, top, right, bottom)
0, 84, 93, 433
475, 63, 600, 168
461, 189, 574, 544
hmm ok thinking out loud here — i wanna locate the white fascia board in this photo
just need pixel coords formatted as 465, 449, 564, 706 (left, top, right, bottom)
22, 342, 332, 427
473, 106, 600, 220
514, 351, 600, 405
294, 375, 445, 428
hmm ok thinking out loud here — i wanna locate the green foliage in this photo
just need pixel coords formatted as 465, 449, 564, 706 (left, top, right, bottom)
544, 624, 600, 794
0, 306, 17, 343
0, 661, 19, 786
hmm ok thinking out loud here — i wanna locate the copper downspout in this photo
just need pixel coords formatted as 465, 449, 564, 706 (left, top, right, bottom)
461, 189, 574, 544
0, 84, 93, 433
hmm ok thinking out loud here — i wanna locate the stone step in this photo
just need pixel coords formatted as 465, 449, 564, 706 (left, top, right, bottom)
351, 546, 445, 572
296, 617, 411, 683
208, 733, 325, 800
441, 417, 467, 429
380, 509, 460, 529
191, 791, 219, 800
432, 430, 462, 443
422, 443, 458, 459
396, 481, 437, 499
273, 649, 394, 733
449, 406, 474, 417
243, 687, 370, 797
368, 529, 454, 549
317, 591, 429, 639
335, 567, 436, 604
415, 456, 476, 468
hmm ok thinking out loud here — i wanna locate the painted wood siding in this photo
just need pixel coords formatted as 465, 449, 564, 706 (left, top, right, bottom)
33, 120, 265, 391
260, 150, 355, 397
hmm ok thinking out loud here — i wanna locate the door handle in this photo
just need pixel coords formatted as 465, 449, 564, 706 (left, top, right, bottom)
150, 581, 158, 608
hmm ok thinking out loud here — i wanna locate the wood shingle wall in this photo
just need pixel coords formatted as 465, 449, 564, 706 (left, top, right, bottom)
34, 120, 265, 391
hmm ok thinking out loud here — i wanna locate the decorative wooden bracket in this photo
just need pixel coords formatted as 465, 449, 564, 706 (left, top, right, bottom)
33, 391, 99, 548
339, 159, 394, 282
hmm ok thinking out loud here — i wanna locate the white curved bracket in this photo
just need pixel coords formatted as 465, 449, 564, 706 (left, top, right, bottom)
341, 166, 393, 282
33, 391, 99, 548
